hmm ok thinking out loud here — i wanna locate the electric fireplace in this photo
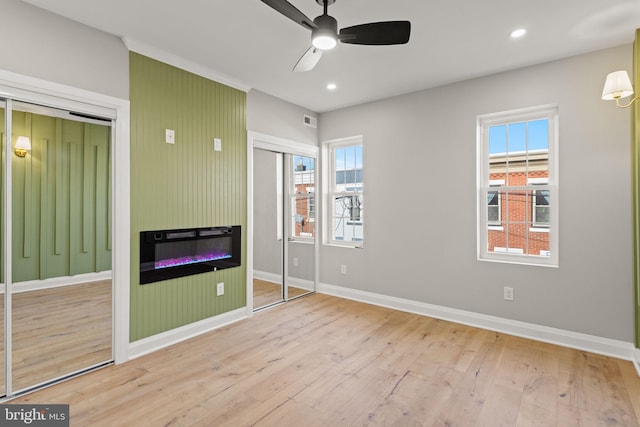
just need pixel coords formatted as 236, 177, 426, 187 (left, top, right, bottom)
140, 225, 241, 284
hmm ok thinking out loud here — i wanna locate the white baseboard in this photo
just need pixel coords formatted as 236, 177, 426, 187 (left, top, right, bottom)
288, 277, 315, 292
127, 281, 639, 374
129, 307, 249, 360
253, 270, 281, 284
318, 282, 638, 363
253, 270, 314, 292
2, 271, 112, 294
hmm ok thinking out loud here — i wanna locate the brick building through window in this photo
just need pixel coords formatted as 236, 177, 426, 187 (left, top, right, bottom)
487, 149, 549, 256
292, 157, 315, 238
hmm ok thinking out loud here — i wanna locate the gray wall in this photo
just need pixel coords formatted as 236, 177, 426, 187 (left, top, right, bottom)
253, 148, 282, 276
251, 149, 317, 283
288, 242, 315, 284
5, 0, 632, 342
247, 89, 317, 146
0, 0, 129, 99
318, 44, 634, 342
248, 89, 319, 282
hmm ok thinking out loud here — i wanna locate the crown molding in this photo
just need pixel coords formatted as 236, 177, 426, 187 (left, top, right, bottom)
122, 37, 251, 93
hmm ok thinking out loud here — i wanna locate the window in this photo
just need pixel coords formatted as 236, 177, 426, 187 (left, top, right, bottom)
529, 178, 550, 228
487, 191, 500, 223
307, 187, 315, 219
533, 189, 550, 226
291, 155, 315, 239
488, 180, 504, 227
323, 136, 363, 246
477, 105, 558, 266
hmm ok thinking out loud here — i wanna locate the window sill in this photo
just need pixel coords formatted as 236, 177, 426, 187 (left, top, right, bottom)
478, 254, 557, 268
323, 242, 364, 249
529, 227, 550, 233
289, 238, 315, 245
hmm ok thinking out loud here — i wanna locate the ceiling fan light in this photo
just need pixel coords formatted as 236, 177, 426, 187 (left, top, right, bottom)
510, 28, 527, 39
312, 29, 337, 50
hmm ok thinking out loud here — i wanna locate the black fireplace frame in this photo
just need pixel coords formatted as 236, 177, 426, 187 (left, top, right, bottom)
140, 225, 241, 284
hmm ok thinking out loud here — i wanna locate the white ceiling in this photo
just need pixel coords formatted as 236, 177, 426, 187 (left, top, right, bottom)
20, 0, 640, 113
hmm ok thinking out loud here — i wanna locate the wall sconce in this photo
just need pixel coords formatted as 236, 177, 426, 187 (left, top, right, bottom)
601, 70, 639, 108
14, 136, 31, 158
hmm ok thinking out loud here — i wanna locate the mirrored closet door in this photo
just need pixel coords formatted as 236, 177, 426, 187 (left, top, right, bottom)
286, 154, 316, 301
1, 99, 7, 397
251, 142, 317, 311
1, 99, 114, 396
252, 148, 284, 309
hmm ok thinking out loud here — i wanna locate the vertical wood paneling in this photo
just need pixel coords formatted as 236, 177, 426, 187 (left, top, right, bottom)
39, 138, 49, 277
82, 126, 92, 254
22, 114, 32, 259
107, 137, 112, 252
0, 129, 4, 281
11, 113, 110, 282
69, 141, 80, 275
55, 119, 63, 255
96, 144, 109, 271
129, 52, 246, 341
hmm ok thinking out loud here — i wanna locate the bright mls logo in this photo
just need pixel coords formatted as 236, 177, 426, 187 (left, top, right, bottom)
0, 405, 69, 426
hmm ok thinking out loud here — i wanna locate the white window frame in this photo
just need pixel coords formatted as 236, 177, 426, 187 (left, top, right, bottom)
322, 135, 364, 247
477, 105, 559, 267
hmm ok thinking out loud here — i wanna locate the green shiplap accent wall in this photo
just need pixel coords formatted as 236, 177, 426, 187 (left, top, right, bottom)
7, 111, 111, 282
129, 52, 247, 342
633, 29, 640, 349
1, 108, 4, 281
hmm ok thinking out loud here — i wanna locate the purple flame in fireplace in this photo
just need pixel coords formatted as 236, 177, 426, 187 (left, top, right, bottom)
154, 237, 232, 270
155, 251, 232, 269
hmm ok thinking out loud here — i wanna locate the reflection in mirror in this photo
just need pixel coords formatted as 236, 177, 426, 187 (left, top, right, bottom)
286, 154, 316, 300
11, 282, 111, 391
10, 102, 113, 392
252, 148, 284, 309
0, 101, 5, 396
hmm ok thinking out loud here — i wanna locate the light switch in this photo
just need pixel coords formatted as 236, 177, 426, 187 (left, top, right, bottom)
165, 129, 175, 144
214, 138, 222, 151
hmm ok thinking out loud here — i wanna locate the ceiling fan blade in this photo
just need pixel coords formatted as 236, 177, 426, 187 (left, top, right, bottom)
260, 0, 317, 31
293, 46, 323, 72
339, 21, 411, 45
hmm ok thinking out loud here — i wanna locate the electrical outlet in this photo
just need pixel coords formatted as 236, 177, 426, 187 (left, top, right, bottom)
293, 257, 299, 267
503, 286, 514, 301
217, 282, 224, 296
165, 129, 175, 144
340, 264, 347, 275
214, 138, 222, 151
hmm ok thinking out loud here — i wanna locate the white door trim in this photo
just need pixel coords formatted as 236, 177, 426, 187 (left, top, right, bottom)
0, 69, 131, 365
247, 131, 319, 314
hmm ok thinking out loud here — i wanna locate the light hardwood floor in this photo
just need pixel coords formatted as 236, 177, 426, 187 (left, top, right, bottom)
0, 280, 112, 393
9, 293, 640, 426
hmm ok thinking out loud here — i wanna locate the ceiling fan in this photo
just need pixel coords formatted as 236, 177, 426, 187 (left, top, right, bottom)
260, 0, 411, 72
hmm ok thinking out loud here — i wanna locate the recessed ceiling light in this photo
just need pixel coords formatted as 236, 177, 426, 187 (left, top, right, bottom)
510, 28, 527, 39
327, 83, 337, 91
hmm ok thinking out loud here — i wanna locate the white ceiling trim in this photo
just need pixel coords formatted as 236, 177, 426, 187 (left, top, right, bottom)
122, 36, 252, 93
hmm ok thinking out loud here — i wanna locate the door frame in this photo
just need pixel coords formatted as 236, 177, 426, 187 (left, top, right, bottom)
0, 70, 130, 373
247, 131, 319, 314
